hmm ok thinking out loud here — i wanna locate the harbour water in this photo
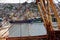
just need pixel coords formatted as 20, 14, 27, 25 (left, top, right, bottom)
8, 22, 57, 37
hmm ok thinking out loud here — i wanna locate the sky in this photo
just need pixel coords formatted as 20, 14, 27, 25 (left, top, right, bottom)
53, 0, 60, 3
0, 0, 34, 3
19, 0, 35, 3
0, 0, 60, 3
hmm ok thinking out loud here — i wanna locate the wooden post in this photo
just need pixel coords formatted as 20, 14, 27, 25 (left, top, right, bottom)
37, 0, 56, 40
0, 38, 6, 40
47, 0, 52, 23
49, 0, 60, 29
37, 3, 46, 24
39, 0, 53, 30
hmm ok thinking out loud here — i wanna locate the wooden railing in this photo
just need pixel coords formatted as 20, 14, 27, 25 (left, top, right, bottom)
6, 35, 48, 40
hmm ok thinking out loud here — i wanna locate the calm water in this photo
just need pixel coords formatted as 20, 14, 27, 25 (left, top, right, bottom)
8, 22, 57, 37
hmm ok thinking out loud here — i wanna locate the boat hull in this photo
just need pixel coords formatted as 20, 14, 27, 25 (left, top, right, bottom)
9, 19, 33, 23
9, 18, 41, 23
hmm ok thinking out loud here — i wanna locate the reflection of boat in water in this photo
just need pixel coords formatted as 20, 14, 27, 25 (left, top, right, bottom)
0, 18, 11, 37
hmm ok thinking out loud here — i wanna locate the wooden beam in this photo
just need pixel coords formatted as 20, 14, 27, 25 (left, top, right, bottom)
6, 35, 48, 40
39, 0, 54, 31
0, 24, 13, 37
37, 3, 46, 25
37, 0, 56, 40
46, 0, 52, 25
49, 0, 60, 29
